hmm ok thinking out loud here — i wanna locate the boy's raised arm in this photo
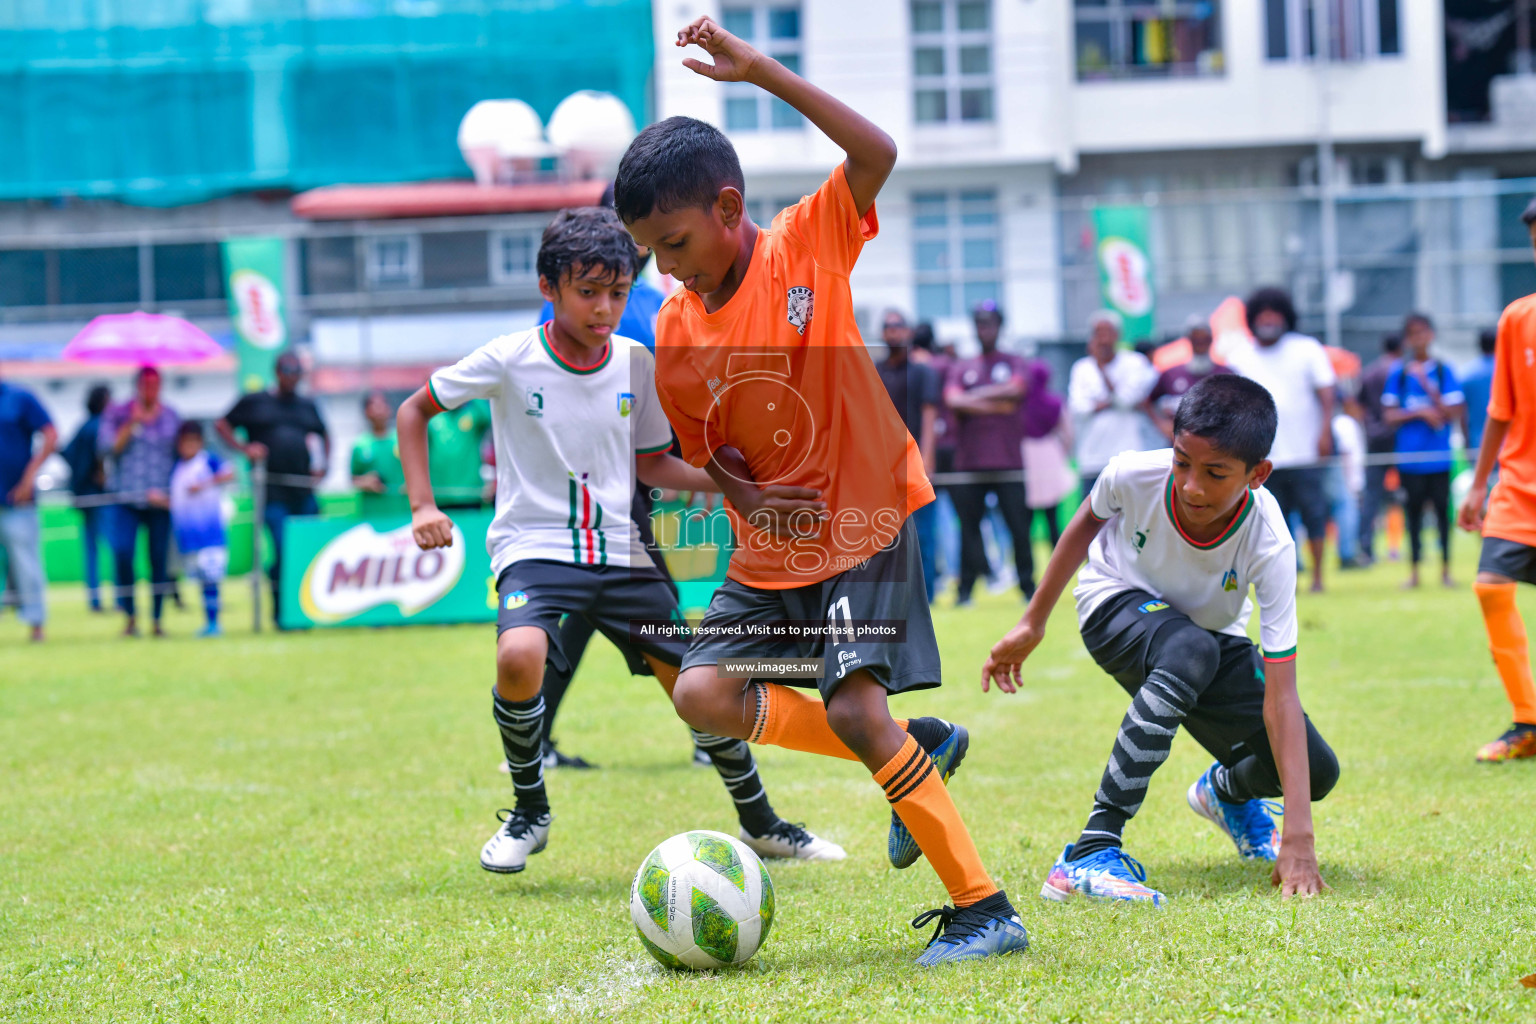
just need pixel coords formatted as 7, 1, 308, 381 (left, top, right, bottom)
675, 16, 896, 216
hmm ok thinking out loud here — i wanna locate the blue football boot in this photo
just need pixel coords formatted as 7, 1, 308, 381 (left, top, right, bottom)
1187, 763, 1282, 862
912, 891, 1030, 966
1040, 843, 1166, 906
889, 718, 969, 869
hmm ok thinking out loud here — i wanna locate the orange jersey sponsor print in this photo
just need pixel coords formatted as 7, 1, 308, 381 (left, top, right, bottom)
654, 164, 934, 589
1486, 294, 1536, 548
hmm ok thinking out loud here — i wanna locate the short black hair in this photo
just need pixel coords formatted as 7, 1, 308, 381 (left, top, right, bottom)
176, 419, 204, 443
1382, 332, 1402, 354
1521, 196, 1536, 227
1172, 374, 1278, 468
911, 322, 935, 352
612, 116, 745, 224
536, 206, 640, 289
1245, 286, 1297, 334
86, 384, 111, 417
1480, 327, 1498, 356
361, 388, 388, 412
1403, 310, 1434, 333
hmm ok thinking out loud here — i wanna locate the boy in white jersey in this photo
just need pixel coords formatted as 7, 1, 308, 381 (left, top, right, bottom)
982, 375, 1338, 904
169, 421, 234, 638
395, 207, 842, 874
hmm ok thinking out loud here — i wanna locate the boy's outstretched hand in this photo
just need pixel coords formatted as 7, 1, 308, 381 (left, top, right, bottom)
1272, 834, 1329, 899
677, 16, 762, 82
412, 506, 454, 551
980, 619, 1045, 694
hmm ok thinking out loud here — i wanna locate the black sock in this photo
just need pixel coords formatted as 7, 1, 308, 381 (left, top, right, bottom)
1071, 667, 1200, 861
904, 717, 950, 756
492, 690, 548, 816
962, 889, 1014, 916
689, 728, 778, 836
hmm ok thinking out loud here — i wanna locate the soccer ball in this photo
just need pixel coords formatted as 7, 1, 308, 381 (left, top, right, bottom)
629, 830, 775, 970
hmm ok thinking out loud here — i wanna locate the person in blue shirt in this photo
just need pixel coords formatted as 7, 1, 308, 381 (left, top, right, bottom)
61, 384, 112, 611
0, 373, 58, 642
1461, 327, 1497, 454
1382, 312, 1467, 589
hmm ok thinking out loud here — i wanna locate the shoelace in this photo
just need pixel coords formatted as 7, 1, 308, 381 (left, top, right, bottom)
910, 905, 991, 948
494, 808, 536, 839
1239, 800, 1284, 852
1092, 848, 1149, 882
766, 820, 812, 847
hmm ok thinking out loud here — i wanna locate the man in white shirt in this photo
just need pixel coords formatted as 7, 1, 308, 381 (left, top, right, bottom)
980, 375, 1337, 905
1069, 310, 1158, 498
1228, 287, 1337, 593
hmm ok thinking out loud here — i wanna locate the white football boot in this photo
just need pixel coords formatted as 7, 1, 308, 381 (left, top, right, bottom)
740, 821, 846, 861
480, 808, 552, 873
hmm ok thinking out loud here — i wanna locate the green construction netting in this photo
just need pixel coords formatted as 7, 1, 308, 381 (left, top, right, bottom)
0, 0, 654, 206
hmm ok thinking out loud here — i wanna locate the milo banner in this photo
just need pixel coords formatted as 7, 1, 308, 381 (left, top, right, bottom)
278, 512, 496, 630
222, 236, 289, 393
1092, 206, 1156, 344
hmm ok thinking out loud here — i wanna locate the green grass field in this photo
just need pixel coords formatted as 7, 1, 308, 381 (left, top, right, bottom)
4, 554, 1536, 1022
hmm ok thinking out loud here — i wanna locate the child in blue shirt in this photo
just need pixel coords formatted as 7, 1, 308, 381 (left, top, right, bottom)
170, 422, 234, 636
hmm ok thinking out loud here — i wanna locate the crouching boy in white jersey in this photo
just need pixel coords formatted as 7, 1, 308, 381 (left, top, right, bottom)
982, 374, 1338, 903
396, 207, 842, 875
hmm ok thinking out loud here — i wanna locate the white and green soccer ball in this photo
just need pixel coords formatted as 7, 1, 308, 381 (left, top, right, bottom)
629, 830, 775, 970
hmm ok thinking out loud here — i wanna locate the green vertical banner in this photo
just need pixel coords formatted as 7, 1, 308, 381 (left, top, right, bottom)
222, 237, 289, 393
1092, 206, 1156, 344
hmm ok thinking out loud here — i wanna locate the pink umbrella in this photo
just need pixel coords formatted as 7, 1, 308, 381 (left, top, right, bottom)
62, 312, 226, 366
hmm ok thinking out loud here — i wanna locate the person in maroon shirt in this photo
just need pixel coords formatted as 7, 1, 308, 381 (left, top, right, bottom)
1143, 315, 1233, 440
943, 302, 1037, 605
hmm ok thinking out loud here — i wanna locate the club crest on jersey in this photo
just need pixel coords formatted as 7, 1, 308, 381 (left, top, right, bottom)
525, 387, 544, 418
1133, 529, 1148, 551
786, 286, 814, 335
1221, 569, 1239, 592
617, 392, 635, 417
504, 590, 529, 610
1137, 600, 1169, 614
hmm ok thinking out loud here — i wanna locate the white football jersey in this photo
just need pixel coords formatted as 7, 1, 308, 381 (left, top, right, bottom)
429, 325, 673, 577
1074, 448, 1299, 662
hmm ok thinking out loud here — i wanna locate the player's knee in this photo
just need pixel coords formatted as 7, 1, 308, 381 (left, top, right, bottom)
824, 694, 880, 758
1161, 625, 1221, 688
1309, 744, 1340, 801
494, 633, 545, 700
670, 667, 717, 728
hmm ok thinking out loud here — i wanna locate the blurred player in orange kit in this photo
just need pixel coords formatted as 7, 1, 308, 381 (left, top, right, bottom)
1459, 197, 1536, 763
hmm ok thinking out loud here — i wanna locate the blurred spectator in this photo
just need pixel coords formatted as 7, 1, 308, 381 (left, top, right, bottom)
217, 351, 329, 626
428, 398, 492, 509
1358, 332, 1403, 564
909, 319, 936, 364
1383, 312, 1466, 588
877, 309, 942, 602
1324, 346, 1365, 569
1068, 309, 1157, 497
1229, 287, 1336, 593
1019, 359, 1071, 547
0, 370, 57, 642
351, 389, 407, 519
170, 421, 234, 637
1332, 406, 1366, 570
1462, 327, 1498, 453
62, 384, 111, 611
1143, 314, 1232, 440
100, 366, 179, 637
943, 302, 1037, 604
920, 321, 962, 590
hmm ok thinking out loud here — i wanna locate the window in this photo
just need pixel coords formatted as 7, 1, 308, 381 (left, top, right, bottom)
911, 0, 994, 123
365, 235, 420, 290
58, 247, 139, 306
153, 243, 226, 302
305, 237, 357, 295
1265, 0, 1400, 61
422, 231, 489, 290
0, 251, 46, 307
489, 229, 539, 285
911, 189, 1001, 320
1075, 0, 1223, 80
722, 5, 804, 131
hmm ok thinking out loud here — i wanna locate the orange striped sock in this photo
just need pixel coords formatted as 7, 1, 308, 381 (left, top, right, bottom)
1475, 582, 1536, 724
874, 735, 997, 907
747, 682, 860, 761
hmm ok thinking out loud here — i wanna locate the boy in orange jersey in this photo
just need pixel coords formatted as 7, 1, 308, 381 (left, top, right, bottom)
1460, 197, 1536, 763
614, 17, 1028, 965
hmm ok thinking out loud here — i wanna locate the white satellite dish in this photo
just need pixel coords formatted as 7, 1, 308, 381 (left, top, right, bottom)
547, 90, 637, 181
458, 99, 553, 185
